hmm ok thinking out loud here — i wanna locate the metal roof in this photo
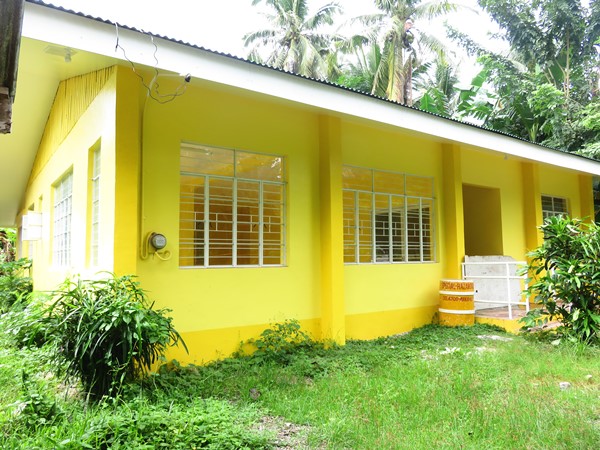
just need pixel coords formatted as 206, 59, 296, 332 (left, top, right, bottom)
25, 0, 594, 160
0, 0, 597, 227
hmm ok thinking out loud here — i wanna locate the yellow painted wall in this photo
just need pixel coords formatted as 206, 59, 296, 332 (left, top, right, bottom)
137, 80, 323, 363
19, 68, 120, 291
539, 165, 582, 218
441, 144, 465, 280
461, 149, 527, 258
19, 66, 600, 365
340, 122, 444, 339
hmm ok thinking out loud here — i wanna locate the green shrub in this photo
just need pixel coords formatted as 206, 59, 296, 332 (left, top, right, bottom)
1, 292, 49, 348
80, 398, 272, 449
8, 371, 63, 429
521, 216, 600, 343
240, 319, 325, 365
43, 274, 187, 399
0, 258, 33, 313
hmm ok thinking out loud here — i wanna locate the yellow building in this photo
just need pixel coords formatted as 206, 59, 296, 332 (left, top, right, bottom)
2, 1, 600, 363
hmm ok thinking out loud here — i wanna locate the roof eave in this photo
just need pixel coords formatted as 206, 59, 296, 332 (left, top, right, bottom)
22, 0, 600, 176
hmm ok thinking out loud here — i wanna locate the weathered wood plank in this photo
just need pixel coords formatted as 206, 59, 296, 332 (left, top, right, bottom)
0, 0, 25, 134
0, 87, 11, 133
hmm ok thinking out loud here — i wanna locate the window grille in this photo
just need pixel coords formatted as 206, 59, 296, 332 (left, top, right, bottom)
53, 171, 73, 267
179, 143, 286, 267
343, 166, 435, 264
541, 195, 568, 220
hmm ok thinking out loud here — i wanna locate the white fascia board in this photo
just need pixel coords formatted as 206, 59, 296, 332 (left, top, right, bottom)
23, 2, 600, 176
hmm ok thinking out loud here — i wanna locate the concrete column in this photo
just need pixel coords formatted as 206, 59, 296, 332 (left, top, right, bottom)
442, 143, 465, 279
318, 115, 345, 344
113, 66, 141, 275
578, 174, 594, 222
521, 162, 543, 251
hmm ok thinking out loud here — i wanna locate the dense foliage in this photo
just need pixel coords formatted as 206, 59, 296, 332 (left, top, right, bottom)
0, 258, 32, 313
41, 275, 187, 398
448, 0, 600, 154
2, 321, 598, 449
244, 0, 342, 78
244, 0, 600, 156
522, 216, 600, 344
237, 318, 327, 365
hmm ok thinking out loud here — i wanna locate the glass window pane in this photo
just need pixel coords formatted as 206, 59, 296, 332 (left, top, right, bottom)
421, 199, 434, 261
406, 175, 433, 197
391, 196, 405, 262
542, 195, 568, 219
208, 178, 233, 266
343, 166, 372, 191
374, 194, 390, 262
236, 152, 283, 181
406, 198, 421, 262
374, 171, 404, 195
343, 191, 357, 263
358, 192, 373, 263
179, 144, 286, 267
181, 145, 234, 176
342, 165, 435, 265
53, 172, 73, 267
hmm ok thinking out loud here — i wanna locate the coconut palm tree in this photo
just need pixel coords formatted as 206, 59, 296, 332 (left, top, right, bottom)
336, 37, 388, 97
356, 0, 460, 105
244, 0, 342, 79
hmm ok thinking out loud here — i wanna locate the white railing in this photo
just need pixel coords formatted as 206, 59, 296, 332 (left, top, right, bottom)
461, 261, 530, 320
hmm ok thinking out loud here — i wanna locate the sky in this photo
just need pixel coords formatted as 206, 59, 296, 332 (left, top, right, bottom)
44, 0, 502, 52
44, 0, 505, 81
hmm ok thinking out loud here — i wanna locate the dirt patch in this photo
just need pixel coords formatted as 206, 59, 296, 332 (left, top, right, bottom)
256, 415, 320, 449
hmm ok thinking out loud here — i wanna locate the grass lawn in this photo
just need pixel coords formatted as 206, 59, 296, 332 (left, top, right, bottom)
1, 323, 598, 449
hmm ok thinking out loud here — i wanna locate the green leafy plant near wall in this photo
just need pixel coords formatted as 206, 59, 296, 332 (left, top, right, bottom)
42, 274, 187, 399
521, 216, 600, 343
238, 319, 325, 365
0, 258, 32, 313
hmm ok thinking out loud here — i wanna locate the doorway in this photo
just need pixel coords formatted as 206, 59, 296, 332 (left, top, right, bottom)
462, 184, 503, 255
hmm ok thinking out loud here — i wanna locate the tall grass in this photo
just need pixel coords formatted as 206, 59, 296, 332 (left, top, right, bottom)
1, 322, 598, 449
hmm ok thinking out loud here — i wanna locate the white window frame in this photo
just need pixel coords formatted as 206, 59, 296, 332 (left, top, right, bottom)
53, 171, 73, 267
179, 143, 286, 268
343, 166, 435, 264
90, 147, 101, 266
541, 194, 568, 220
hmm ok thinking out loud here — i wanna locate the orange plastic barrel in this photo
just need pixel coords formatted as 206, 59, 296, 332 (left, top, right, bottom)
438, 279, 475, 326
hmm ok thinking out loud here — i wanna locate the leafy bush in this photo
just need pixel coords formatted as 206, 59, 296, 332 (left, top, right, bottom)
1, 292, 49, 348
80, 398, 272, 449
43, 274, 187, 399
0, 258, 33, 313
8, 371, 63, 429
239, 319, 325, 365
521, 216, 600, 343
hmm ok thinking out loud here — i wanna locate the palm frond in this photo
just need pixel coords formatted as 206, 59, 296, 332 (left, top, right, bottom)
243, 29, 278, 47
414, 1, 461, 20
305, 2, 342, 29
374, 0, 396, 15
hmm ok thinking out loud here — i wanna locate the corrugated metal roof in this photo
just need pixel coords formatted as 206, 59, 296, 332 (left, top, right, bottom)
24, 0, 598, 163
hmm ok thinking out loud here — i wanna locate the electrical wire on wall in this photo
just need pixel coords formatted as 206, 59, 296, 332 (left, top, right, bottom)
140, 232, 172, 261
113, 23, 192, 261
114, 23, 191, 104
